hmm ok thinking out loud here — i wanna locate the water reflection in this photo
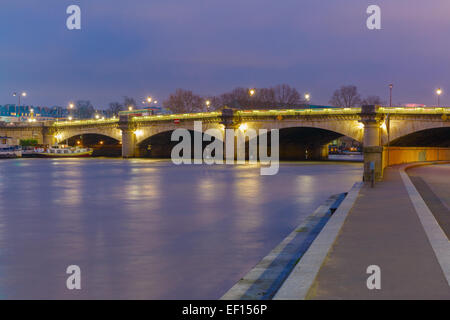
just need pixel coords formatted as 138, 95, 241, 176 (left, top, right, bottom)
0, 159, 362, 299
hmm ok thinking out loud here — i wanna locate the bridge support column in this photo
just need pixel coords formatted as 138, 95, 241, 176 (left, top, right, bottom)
221, 108, 238, 161
121, 129, 137, 158
119, 115, 137, 158
361, 105, 383, 181
42, 126, 55, 146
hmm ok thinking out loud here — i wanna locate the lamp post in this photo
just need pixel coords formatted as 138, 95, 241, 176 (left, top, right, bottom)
387, 84, 393, 166
304, 93, 311, 109
249, 89, 256, 109
205, 100, 211, 112
389, 84, 393, 108
68, 102, 75, 120
436, 88, 442, 108
12, 92, 27, 117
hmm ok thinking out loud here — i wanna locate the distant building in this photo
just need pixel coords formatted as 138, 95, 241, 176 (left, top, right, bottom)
0, 105, 69, 122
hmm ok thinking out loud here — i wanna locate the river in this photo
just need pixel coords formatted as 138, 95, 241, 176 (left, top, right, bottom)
0, 158, 362, 299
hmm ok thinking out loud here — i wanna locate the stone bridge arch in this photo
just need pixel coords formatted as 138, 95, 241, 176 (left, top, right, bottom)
381, 116, 450, 146
53, 122, 122, 144
242, 118, 364, 143
134, 121, 225, 145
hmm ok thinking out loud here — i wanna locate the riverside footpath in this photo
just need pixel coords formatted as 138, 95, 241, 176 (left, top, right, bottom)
275, 163, 450, 300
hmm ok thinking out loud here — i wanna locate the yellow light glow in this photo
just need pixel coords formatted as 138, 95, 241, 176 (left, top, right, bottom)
357, 122, 364, 129
147, 97, 152, 103
95, 114, 100, 119
249, 89, 255, 96
304, 93, 311, 101
436, 88, 442, 96
380, 122, 387, 130
239, 123, 248, 131
206, 100, 211, 106
128, 106, 133, 111
134, 129, 144, 137
68, 116, 73, 121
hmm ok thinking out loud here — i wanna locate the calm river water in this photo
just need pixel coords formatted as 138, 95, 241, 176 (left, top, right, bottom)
0, 158, 362, 299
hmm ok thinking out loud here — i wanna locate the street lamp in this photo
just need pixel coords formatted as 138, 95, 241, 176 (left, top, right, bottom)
386, 84, 394, 166
249, 89, 256, 109
436, 88, 442, 107
128, 106, 133, 111
205, 100, 211, 112
68, 102, 75, 120
12, 91, 27, 107
389, 84, 393, 108
304, 93, 311, 109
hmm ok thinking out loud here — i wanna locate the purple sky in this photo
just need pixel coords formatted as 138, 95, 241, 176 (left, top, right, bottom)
2, 0, 450, 108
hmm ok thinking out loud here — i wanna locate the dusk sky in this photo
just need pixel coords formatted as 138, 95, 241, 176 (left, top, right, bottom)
2, 0, 450, 108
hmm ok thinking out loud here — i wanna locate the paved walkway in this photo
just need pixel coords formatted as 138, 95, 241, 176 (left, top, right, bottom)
309, 165, 450, 299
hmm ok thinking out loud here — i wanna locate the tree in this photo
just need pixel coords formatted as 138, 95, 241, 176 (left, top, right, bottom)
256, 88, 276, 109
109, 102, 123, 116
204, 96, 222, 111
217, 84, 303, 109
361, 95, 385, 106
163, 89, 204, 113
329, 85, 361, 108
272, 84, 302, 108
219, 87, 252, 109
75, 100, 95, 119
123, 96, 137, 110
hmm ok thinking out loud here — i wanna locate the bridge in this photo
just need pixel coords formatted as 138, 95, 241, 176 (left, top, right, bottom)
1, 105, 449, 179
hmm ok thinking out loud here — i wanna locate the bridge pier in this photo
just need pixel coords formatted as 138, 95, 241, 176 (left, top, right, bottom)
361, 105, 383, 181
42, 126, 55, 146
119, 115, 137, 158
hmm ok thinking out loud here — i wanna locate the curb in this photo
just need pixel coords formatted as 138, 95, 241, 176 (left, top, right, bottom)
273, 181, 363, 300
400, 162, 450, 286
221, 193, 346, 300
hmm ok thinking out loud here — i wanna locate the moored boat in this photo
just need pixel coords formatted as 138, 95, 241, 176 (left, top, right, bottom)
38, 145, 93, 158
0, 145, 22, 158
22, 146, 46, 158
0, 136, 22, 158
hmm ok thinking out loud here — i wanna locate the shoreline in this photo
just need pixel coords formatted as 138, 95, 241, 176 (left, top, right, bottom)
222, 191, 349, 300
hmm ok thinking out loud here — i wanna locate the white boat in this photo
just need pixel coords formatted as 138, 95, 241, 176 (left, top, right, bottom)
0, 136, 22, 158
22, 146, 46, 157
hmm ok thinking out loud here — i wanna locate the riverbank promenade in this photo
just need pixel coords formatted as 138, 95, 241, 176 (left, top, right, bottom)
276, 163, 450, 299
